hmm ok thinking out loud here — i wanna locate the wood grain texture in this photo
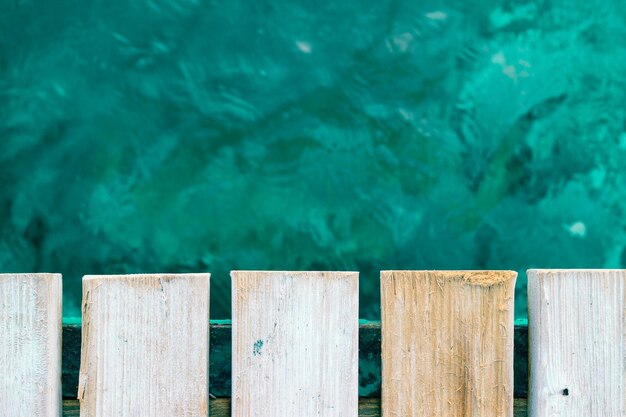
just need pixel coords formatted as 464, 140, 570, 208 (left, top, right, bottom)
232, 271, 359, 417
78, 274, 210, 417
0, 273, 62, 417
381, 270, 517, 417
528, 269, 626, 416
63, 398, 530, 417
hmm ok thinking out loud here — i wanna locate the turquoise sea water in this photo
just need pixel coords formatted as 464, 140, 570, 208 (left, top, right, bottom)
2, 0, 626, 319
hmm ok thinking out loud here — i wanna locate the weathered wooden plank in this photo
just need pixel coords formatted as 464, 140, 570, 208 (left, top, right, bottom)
78, 274, 210, 417
63, 398, 529, 417
232, 271, 359, 417
528, 269, 626, 416
60, 321, 530, 399
381, 270, 517, 417
0, 273, 62, 417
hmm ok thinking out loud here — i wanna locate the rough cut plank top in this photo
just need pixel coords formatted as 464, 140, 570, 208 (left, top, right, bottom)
232, 271, 359, 417
528, 269, 626, 416
0, 273, 62, 417
78, 274, 210, 417
381, 270, 517, 417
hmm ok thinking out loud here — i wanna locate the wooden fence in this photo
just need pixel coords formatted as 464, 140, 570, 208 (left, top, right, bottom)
1, 270, 622, 416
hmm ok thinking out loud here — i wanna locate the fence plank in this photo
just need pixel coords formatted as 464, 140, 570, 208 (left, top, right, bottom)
78, 274, 210, 417
528, 269, 626, 416
232, 271, 359, 417
381, 270, 517, 417
0, 273, 62, 417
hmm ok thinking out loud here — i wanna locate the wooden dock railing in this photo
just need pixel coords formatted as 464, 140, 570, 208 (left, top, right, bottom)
2, 270, 622, 416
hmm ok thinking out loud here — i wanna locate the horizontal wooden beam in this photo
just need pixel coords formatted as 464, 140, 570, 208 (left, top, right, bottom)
61, 321, 529, 399
62, 398, 530, 416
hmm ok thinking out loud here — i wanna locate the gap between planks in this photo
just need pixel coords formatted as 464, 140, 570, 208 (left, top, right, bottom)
61, 399, 529, 416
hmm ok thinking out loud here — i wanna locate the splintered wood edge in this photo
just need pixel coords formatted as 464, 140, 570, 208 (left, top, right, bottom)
0, 273, 62, 277
528, 269, 626, 277
0, 272, 62, 280
83, 273, 211, 281
81, 274, 211, 303
528, 269, 626, 272
381, 270, 517, 286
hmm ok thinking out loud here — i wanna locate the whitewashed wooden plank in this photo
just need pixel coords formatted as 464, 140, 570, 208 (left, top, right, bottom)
381, 270, 517, 417
78, 273, 210, 417
0, 273, 62, 417
528, 269, 626, 416
232, 271, 359, 417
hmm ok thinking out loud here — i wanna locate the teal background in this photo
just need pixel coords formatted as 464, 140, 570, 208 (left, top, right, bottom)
2, 0, 626, 319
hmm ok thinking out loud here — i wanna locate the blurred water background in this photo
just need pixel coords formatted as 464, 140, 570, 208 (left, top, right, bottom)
2, 0, 626, 319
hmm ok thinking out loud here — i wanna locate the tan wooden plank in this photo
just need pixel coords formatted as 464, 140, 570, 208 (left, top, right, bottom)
78, 274, 210, 417
232, 271, 359, 417
0, 273, 62, 417
528, 269, 626, 416
62, 398, 529, 417
381, 270, 517, 417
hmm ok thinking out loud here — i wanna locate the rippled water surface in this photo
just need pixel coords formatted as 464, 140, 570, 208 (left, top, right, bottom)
2, 0, 626, 318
